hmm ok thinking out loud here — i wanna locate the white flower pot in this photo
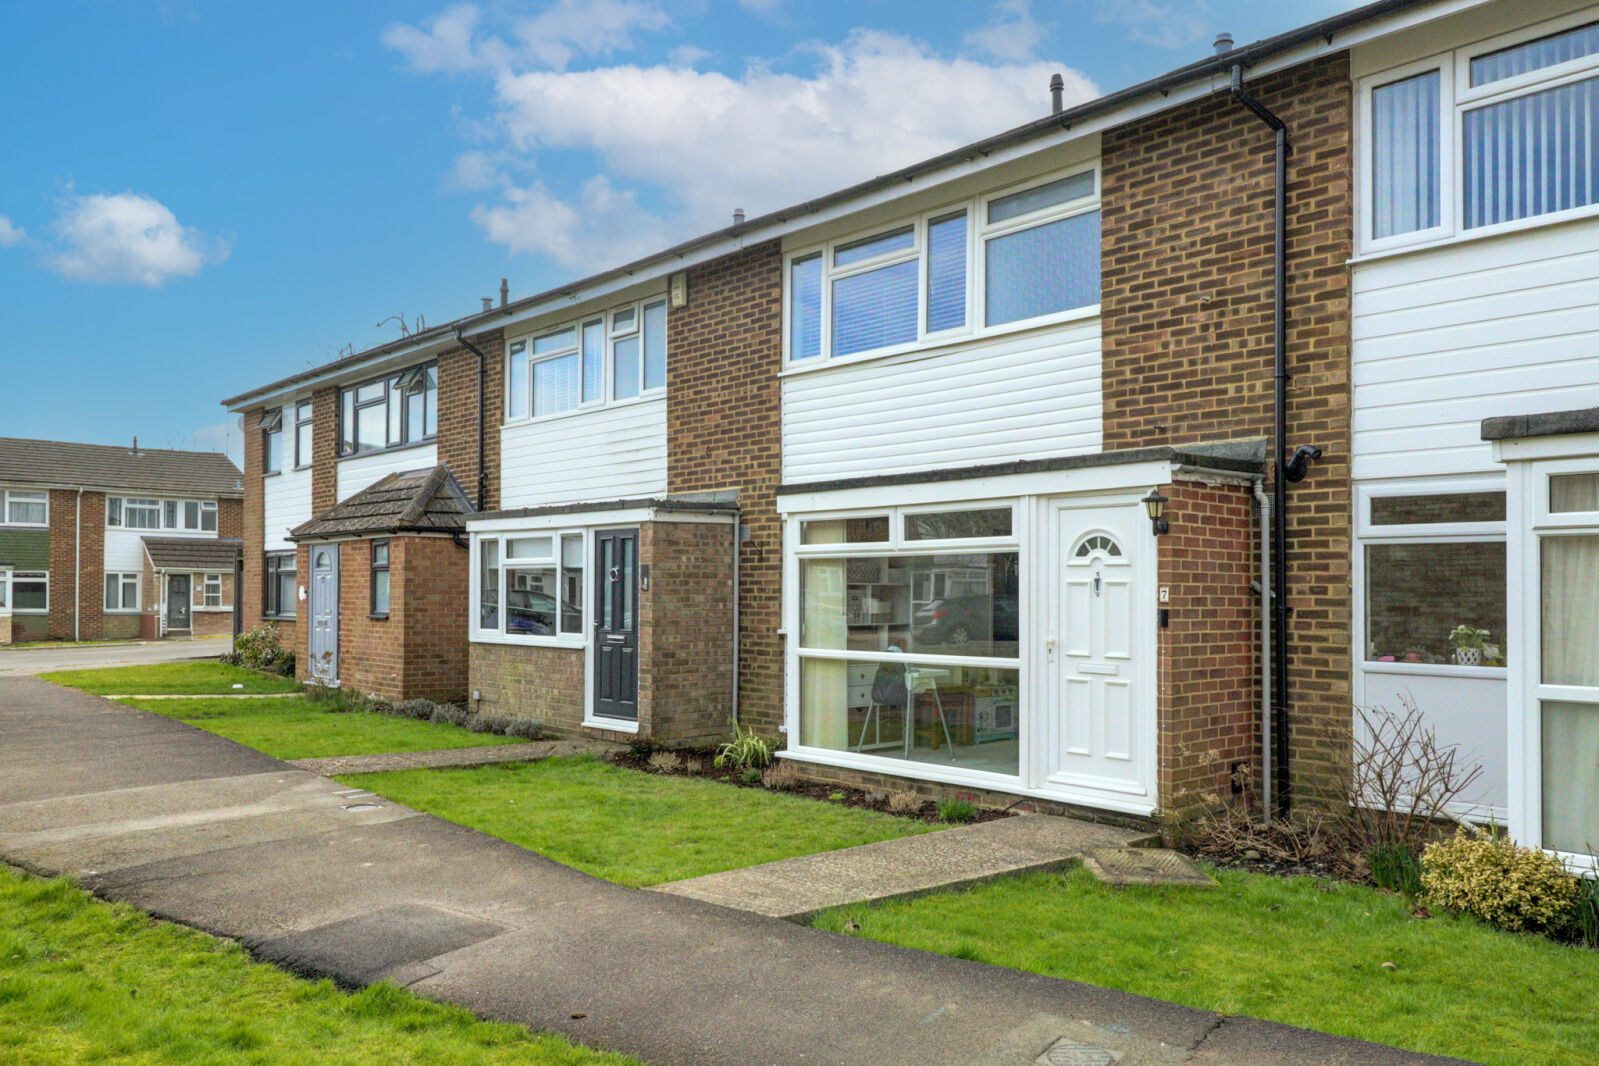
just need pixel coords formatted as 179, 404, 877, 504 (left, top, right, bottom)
1454, 646, 1482, 667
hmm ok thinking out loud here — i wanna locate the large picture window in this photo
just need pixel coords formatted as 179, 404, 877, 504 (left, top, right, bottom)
506, 299, 666, 421
787, 166, 1099, 363
264, 552, 296, 619
793, 504, 1021, 778
338, 363, 437, 456
474, 531, 584, 643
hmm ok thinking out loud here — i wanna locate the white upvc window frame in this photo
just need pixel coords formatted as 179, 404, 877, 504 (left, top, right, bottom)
10, 571, 48, 615
104, 571, 141, 614
471, 528, 588, 648
106, 496, 218, 532
785, 497, 1025, 784
503, 296, 668, 427
0, 488, 49, 528
782, 162, 1102, 371
1356, 8, 1599, 257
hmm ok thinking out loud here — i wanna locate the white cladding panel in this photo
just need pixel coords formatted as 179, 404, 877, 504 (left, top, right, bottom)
335, 445, 438, 504
499, 398, 668, 509
781, 320, 1102, 484
1352, 221, 1599, 480
103, 525, 214, 573
263, 464, 312, 552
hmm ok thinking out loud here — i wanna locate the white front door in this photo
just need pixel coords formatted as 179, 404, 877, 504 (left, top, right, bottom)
1041, 499, 1150, 802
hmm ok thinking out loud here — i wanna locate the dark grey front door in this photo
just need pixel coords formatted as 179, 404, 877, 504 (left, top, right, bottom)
166, 574, 191, 630
593, 528, 639, 722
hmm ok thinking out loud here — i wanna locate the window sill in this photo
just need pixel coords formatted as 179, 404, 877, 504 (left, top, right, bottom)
262, 471, 282, 479
470, 631, 586, 649
501, 390, 665, 431
0, 523, 50, 530
1350, 200, 1599, 267
780, 304, 1101, 379
368, 612, 390, 621
261, 614, 298, 623
336, 438, 438, 463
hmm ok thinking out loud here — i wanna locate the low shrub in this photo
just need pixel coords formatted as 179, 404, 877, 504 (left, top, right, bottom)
232, 623, 288, 671
712, 725, 777, 770
468, 714, 512, 735
628, 736, 663, 759
740, 767, 763, 785
505, 718, 545, 740
647, 751, 685, 774
1369, 841, 1424, 897
1573, 875, 1599, 949
1421, 830, 1579, 935
428, 704, 470, 727
937, 798, 979, 824
267, 652, 296, 677
760, 761, 803, 791
391, 699, 439, 721
887, 791, 925, 816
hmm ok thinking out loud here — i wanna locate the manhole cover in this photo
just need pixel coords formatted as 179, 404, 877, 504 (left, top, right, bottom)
1083, 847, 1215, 888
342, 802, 382, 812
1036, 1038, 1121, 1066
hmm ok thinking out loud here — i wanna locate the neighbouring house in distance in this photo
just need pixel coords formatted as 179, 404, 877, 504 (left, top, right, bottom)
0, 437, 243, 644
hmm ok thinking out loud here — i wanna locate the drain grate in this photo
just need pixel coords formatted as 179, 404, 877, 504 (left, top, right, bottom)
1035, 1038, 1122, 1066
342, 802, 382, 812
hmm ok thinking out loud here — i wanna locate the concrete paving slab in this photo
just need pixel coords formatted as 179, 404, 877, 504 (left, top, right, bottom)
1083, 848, 1216, 889
0, 676, 1477, 1066
649, 813, 1145, 921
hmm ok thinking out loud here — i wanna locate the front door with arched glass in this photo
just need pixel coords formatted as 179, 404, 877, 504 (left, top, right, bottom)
309, 545, 339, 684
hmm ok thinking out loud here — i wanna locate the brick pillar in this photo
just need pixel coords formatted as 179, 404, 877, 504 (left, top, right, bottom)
312, 386, 338, 513
437, 331, 504, 513
241, 408, 266, 626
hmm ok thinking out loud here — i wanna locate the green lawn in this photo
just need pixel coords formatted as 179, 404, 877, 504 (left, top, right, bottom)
0, 867, 635, 1066
41, 661, 301, 695
343, 755, 934, 887
122, 696, 521, 760
812, 866, 1599, 1066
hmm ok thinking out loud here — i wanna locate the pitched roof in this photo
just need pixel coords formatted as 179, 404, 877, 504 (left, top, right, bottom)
0, 438, 243, 497
290, 465, 472, 541
142, 537, 243, 571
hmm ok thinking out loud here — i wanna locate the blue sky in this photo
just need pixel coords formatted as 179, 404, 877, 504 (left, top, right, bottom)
0, 0, 1360, 466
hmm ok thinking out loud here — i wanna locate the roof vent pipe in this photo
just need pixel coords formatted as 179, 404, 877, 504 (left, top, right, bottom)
499, 278, 509, 307
732, 208, 745, 227
131, 436, 138, 456
1050, 73, 1064, 114
1214, 32, 1234, 55
481, 297, 492, 312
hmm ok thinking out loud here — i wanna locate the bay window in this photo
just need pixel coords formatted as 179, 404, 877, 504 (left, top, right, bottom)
1, 489, 47, 527
1363, 12, 1599, 248
338, 363, 437, 456
786, 165, 1099, 363
505, 299, 667, 421
474, 531, 584, 642
104, 572, 139, 612
793, 504, 1021, 778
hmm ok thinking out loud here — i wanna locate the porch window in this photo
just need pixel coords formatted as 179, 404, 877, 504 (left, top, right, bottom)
104, 572, 139, 612
264, 552, 296, 619
12, 572, 47, 613
203, 574, 223, 608
474, 531, 584, 643
370, 540, 390, 617
794, 503, 1021, 778
1539, 533, 1599, 853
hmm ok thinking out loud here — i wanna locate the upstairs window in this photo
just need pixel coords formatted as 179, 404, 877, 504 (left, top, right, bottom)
107, 497, 217, 532
294, 401, 314, 468
505, 299, 666, 421
261, 407, 283, 474
787, 165, 1100, 363
338, 363, 437, 456
1, 489, 47, 527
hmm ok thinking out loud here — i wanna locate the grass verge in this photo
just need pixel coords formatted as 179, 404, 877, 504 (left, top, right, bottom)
41, 661, 300, 695
123, 696, 521, 760
343, 754, 934, 887
811, 866, 1599, 1066
0, 867, 636, 1065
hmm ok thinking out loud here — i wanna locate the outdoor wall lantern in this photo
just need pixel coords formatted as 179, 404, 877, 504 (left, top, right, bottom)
1142, 489, 1170, 536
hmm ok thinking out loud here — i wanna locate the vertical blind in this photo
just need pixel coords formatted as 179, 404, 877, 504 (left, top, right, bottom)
1472, 20, 1599, 86
926, 212, 967, 333
832, 260, 919, 357
984, 211, 1100, 327
790, 255, 823, 360
533, 353, 580, 416
1464, 75, 1599, 229
1372, 70, 1441, 238
582, 321, 604, 403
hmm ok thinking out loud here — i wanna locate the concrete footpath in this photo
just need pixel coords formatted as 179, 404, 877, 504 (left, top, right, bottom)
0, 677, 1473, 1066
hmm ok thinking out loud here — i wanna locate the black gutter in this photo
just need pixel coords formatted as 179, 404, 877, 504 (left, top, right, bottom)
453, 327, 490, 513
220, 0, 1434, 411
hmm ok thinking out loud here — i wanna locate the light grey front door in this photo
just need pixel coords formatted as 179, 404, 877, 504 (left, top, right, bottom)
166, 574, 191, 630
309, 546, 339, 683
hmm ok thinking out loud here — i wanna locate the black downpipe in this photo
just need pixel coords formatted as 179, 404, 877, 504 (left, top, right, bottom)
1230, 65, 1294, 820
453, 327, 489, 513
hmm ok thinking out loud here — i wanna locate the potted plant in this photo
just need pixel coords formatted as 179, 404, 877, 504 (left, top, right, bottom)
1449, 625, 1490, 667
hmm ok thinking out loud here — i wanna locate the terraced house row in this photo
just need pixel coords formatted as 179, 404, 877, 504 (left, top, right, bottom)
225, 0, 1599, 867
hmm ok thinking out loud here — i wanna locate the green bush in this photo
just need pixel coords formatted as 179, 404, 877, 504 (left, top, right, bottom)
1369, 842, 1424, 897
231, 623, 287, 670
937, 798, 978, 824
1574, 875, 1599, 949
505, 718, 545, 740
740, 766, 763, 785
713, 725, 776, 770
1421, 830, 1579, 935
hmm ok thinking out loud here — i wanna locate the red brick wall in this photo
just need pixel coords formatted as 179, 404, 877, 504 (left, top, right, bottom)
311, 387, 338, 515
241, 408, 267, 627
1156, 480, 1259, 817
45, 489, 105, 640
437, 331, 504, 514
396, 536, 469, 702
642, 519, 736, 745
1100, 54, 1353, 803
218, 498, 243, 539
666, 242, 785, 737
471, 642, 589, 733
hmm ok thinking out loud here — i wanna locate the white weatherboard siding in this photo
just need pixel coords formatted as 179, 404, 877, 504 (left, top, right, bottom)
263, 465, 312, 552
500, 398, 667, 509
104, 527, 212, 573
1352, 220, 1599, 481
335, 445, 438, 503
781, 319, 1102, 484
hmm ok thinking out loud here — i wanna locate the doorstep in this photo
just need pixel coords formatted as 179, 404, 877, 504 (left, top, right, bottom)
649, 813, 1152, 922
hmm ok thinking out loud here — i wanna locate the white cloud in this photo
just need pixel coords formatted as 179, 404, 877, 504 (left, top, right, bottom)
44, 192, 227, 286
185, 418, 244, 468
1090, 0, 1211, 51
385, 0, 671, 74
0, 216, 25, 248
965, 0, 1046, 63
396, 17, 1097, 271
737, 0, 784, 14
382, 4, 491, 73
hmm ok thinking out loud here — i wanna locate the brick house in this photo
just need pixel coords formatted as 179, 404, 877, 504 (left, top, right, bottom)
224, 0, 1599, 856
0, 437, 243, 644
